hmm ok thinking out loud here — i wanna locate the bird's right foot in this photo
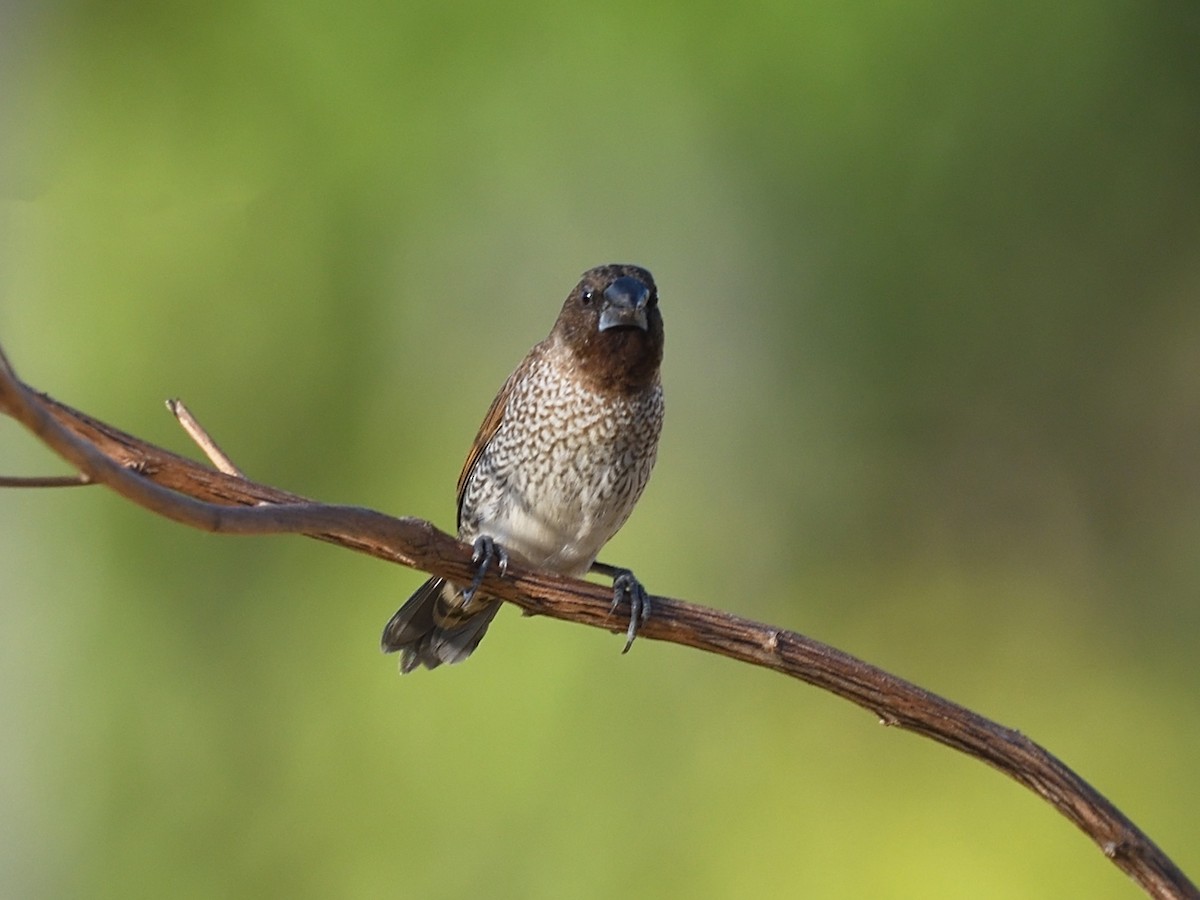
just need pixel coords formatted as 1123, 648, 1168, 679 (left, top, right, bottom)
462, 535, 509, 607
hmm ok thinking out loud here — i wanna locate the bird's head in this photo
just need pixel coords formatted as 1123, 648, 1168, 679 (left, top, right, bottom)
552, 263, 664, 393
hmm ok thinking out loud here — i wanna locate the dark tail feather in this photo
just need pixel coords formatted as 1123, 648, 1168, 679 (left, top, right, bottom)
381, 577, 500, 674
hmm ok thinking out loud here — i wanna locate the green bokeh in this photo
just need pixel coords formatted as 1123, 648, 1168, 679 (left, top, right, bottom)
2, 3, 1197, 898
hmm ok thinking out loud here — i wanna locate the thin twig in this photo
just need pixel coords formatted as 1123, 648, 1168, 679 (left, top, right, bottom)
0, 344, 1195, 900
0, 473, 92, 487
166, 398, 246, 476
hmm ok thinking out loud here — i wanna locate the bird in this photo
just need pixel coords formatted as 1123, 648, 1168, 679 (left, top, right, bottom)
381, 263, 665, 673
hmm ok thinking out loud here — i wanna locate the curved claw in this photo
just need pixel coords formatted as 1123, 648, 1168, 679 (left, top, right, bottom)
463, 535, 509, 607
610, 570, 652, 653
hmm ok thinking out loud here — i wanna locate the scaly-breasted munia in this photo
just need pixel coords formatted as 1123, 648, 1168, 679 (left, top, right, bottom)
381, 264, 665, 673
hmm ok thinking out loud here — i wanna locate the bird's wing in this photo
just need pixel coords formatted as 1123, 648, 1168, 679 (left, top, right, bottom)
455, 353, 533, 528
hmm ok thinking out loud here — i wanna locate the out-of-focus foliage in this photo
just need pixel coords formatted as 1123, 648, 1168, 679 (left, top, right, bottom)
2, 2, 1197, 897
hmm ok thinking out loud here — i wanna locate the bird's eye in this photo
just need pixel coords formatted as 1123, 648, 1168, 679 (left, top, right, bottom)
581, 288, 595, 306
647, 291, 658, 308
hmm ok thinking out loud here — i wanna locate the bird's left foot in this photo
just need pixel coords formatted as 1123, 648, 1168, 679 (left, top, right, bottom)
462, 535, 509, 607
609, 569, 651, 653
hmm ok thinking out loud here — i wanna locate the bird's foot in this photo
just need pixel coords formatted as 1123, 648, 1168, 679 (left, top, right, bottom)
462, 535, 509, 607
609, 569, 651, 653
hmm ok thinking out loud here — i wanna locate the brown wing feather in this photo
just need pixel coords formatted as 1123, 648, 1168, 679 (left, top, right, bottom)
455, 349, 540, 528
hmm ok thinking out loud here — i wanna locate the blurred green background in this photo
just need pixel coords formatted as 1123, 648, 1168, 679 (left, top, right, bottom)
2, 2, 1197, 897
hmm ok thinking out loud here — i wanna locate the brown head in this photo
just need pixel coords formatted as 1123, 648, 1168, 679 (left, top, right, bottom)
551, 263, 664, 395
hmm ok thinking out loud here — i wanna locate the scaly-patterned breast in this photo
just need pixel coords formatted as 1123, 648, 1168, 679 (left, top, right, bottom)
458, 352, 663, 576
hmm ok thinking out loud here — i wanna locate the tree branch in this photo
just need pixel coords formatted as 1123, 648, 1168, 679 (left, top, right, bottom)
0, 344, 1194, 900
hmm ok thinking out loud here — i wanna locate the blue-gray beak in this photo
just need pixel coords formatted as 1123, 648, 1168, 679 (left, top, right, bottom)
598, 276, 651, 332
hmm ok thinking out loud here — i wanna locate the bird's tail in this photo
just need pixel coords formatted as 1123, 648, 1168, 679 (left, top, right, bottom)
381, 577, 501, 673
